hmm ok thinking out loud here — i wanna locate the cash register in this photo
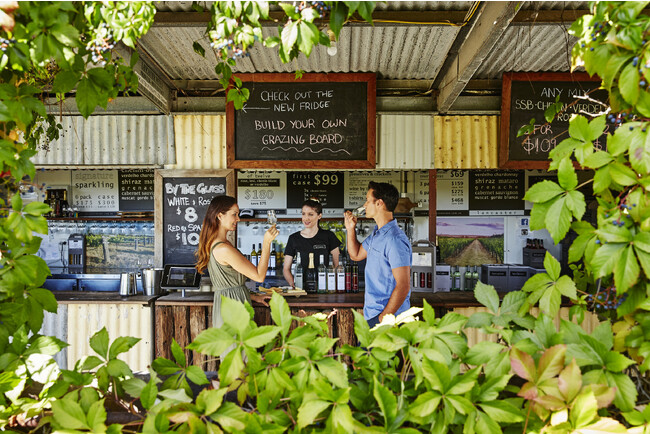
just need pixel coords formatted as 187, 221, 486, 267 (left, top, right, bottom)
160, 264, 201, 297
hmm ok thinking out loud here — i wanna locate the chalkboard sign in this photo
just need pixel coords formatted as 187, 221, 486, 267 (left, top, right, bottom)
154, 169, 234, 267
118, 169, 154, 211
500, 72, 608, 169
286, 171, 344, 209
227, 73, 376, 169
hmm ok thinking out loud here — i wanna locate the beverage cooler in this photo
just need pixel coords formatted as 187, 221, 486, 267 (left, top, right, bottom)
411, 240, 436, 292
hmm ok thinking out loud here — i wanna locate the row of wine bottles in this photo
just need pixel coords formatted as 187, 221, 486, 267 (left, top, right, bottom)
294, 252, 360, 294
249, 242, 283, 274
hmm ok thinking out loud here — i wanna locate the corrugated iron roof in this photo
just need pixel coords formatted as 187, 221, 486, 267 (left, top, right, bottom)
139, 25, 458, 81
475, 24, 576, 79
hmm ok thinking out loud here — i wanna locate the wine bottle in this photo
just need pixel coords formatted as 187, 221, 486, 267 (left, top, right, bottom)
294, 252, 303, 290
336, 256, 345, 292
306, 253, 316, 293
326, 254, 336, 293
352, 261, 359, 293
317, 254, 327, 294
250, 244, 258, 267
269, 242, 276, 275
345, 257, 352, 293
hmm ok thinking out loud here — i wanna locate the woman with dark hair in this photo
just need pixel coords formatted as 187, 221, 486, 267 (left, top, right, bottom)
196, 195, 278, 329
282, 198, 340, 289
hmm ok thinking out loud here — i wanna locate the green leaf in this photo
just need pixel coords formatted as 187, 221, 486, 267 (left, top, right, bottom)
29, 287, 57, 313
544, 251, 561, 281
373, 377, 397, 427
140, 378, 158, 410
197, 388, 227, 415
408, 391, 441, 418
243, 325, 279, 348
270, 292, 291, 339
524, 180, 564, 203
614, 245, 640, 292
107, 359, 132, 377
90, 327, 109, 359
86, 398, 107, 431
606, 371, 637, 412
297, 399, 330, 429
357, 2, 375, 24
557, 157, 578, 190
474, 281, 499, 313
609, 162, 638, 186
604, 351, 635, 372
108, 336, 140, 360
570, 391, 598, 428
316, 357, 348, 389
186, 365, 209, 385
537, 344, 566, 382
170, 339, 186, 367
221, 295, 250, 335
583, 150, 614, 169
219, 347, 244, 386
187, 327, 235, 356
465, 341, 505, 365
280, 20, 299, 52
51, 398, 88, 430
76, 77, 100, 118
447, 367, 480, 395
152, 357, 180, 375
24, 335, 67, 356
565, 190, 586, 220
193, 41, 205, 57
212, 402, 248, 431
158, 388, 192, 403
328, 2, 347, 37
546, 196, 572, 244
478, 401, 524, 423
620, 62, 641, 104
51, 23, 81, 47
297, 21, 318, 57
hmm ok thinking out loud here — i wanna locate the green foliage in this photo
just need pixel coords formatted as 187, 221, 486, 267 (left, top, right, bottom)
201, 1, 376, 108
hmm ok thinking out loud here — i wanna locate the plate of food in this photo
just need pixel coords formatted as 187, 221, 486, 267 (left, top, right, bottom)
258, 286, 307, 297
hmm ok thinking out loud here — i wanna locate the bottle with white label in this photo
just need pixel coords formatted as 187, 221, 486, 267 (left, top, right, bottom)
269, 242, 276, 276
317, 254, 327, 294
250, 244, 258, 267
336, 255, 345, 292
293, 252, 303, 290
326, 254, 336, 293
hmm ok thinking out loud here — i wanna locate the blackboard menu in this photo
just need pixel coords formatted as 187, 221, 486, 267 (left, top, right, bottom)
469, 170, 525, 214
500, 72, 608, 169
287, 172, 344, 209
154, 170, 235, 268
118, 169, 154, 211
227, 73, 376, 169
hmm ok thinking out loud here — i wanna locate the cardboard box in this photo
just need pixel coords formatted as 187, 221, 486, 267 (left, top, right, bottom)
522, 247, 546, 268
481, 265, 508, 292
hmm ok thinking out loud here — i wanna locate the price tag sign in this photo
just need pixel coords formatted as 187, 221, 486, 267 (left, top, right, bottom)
71, 170, 119, 211
344, 171, 399, 209
415, 171, 429, 209
287, 172, 344, 209
437, 170, 469, 215
237, 172, 287, 209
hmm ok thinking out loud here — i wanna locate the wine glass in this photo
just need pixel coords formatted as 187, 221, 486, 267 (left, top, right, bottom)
267, 210, 277, 227
351, 206, 366, 217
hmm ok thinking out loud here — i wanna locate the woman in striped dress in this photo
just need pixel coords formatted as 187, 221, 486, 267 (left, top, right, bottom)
195, 195, 278, 329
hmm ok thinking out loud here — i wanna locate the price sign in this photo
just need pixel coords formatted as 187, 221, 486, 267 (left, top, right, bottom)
237, 171, 287, 209
437, 170, 469, 215
344, 171, 399, 209
287, 171, 344, 209
415, 171, 429, 210
71, 170, 119, 211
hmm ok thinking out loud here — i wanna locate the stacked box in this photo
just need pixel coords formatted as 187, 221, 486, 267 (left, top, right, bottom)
435, 265, 451, 292
481, 265, 509, 292
522, 247, 546, 268
507, 265, 530, 291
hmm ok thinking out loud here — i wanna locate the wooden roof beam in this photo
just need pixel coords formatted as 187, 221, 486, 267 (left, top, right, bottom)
436, 1, 521, 114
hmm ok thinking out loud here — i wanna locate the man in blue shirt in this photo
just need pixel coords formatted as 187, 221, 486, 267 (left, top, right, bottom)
344, 181, 412, 328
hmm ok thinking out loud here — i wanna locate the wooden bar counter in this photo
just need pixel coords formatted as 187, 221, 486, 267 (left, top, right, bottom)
153, 291, 491, 368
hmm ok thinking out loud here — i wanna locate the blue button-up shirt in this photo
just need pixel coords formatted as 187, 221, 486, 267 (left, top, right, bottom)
361, 219, 412, 319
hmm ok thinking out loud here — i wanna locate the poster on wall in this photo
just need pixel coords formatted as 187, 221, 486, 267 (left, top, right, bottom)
344, 171, 400, 209
71, 170, 119, 212
436, 217, 504, 266
237, 171, 287, 210
436, 170, 469, 215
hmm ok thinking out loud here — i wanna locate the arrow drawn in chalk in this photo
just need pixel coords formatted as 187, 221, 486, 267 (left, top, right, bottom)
242, 104, 270, 113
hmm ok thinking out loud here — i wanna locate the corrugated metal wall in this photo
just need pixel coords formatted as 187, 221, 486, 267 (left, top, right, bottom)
66, 303, 153, 373
34, 116, 175, 167
434, 116, 499, 169
170, 115, 227, 169
377, 114, 435, 169
171, 114, 499, 170
41, 306, 68, 369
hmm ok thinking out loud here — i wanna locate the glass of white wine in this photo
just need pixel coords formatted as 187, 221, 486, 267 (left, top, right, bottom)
351, 206, 366, 217
267, 210, 277, 226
